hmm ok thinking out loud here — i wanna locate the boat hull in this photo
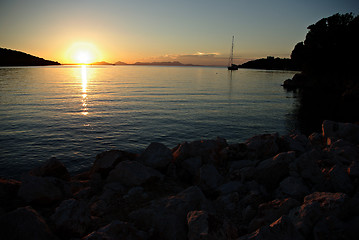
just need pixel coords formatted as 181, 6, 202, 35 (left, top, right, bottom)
228, 65, 239, 70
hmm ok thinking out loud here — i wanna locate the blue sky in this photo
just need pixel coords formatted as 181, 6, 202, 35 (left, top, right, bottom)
0, 0, 358, 64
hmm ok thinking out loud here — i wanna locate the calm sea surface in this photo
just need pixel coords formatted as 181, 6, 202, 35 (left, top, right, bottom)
0, 65, 298, 178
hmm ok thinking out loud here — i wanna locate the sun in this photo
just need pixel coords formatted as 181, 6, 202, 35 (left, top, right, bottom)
75, 51, 92, 64
65, 42, 101, 64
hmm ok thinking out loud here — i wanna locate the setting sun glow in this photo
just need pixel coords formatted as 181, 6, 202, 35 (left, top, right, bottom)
75, 51, 93, 64
65, 42, 101, 64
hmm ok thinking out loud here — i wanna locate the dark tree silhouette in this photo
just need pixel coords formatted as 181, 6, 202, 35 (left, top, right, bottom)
284, 13, 359, 134
0, 48, 60, 66
291, 13, 358, 80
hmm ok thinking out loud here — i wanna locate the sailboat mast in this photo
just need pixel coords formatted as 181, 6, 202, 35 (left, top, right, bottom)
227, 36, 239, 70
228, 36, 234, 66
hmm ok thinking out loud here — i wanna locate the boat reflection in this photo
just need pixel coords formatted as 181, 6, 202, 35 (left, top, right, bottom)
81, 65, 88, 116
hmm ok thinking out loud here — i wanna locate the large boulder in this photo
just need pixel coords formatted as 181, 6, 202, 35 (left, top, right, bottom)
51, 198, 92, 237
276, 176, 310, 200
254, 151, 296, 190
289, 150, 326, 188
240, 215, 304, 240
18, 176, 68, 205
139, 142, 173, 169
107, 160, 163, 187
281, 134, 312, 154
216, 181, 244, 196
129, 186, 209, 240
198, 164, 224, 193
172, 137, 227, 164
181, 156, 202, 177
91, 150, 137, 178
249, 198, 300, 232
187, 211, 209, 240
0, 206, 57, 240
245, 133, 280, 159
288, 192, 348, 237
327, 163, 354, 193
322, 120, 359, 144
83, 220, 147, 240
0, 178, 21, 213
30, 157, 70, 181
348, 160, 359, 177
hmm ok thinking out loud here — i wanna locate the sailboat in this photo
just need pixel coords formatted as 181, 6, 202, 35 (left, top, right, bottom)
228, 36, 239, 70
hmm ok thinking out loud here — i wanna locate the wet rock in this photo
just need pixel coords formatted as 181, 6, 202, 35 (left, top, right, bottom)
91, 150, 137, 178
254, 151, 295, 190
107, 160, 163, 187
83, 220, 147, 240
18, 176, 67, 205
30, 157, 70, 181
139, 142, 173, 169
0, 206, 57, 240
129, 186, 209, 240
187, 211, 209, 240
51, 198, 92, 237
245, 133, 279, 159
322, 120, 359, 144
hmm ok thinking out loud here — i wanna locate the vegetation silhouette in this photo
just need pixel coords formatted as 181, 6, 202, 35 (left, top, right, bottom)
240, 56, 300, 71
0, 48, 60, 66
283, 13, 359, 134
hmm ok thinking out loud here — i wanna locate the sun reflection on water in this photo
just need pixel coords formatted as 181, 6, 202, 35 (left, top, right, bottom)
81, 65, 88, 116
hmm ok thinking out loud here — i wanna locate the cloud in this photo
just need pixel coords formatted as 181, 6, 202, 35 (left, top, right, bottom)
136, 52, 248, 66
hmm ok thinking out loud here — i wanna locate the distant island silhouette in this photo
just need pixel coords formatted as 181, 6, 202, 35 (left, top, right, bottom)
93, 61, 198, 67
0, 48, 60, 66
133, 61, 196, 66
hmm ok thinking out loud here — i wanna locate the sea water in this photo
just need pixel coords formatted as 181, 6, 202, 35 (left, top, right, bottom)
0, 65, 298, 178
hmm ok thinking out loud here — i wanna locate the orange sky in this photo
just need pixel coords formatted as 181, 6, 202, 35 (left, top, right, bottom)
0, 0, 358, 65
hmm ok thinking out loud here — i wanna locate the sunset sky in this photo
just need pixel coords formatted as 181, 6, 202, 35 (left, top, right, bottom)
1, 0, 358, 65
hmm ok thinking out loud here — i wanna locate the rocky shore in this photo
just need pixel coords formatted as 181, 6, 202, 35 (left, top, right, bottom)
1, 120, 359, 239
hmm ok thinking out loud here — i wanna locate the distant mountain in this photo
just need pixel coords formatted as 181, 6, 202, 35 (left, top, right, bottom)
240, 56, 300, 71
114, 61, 128, 65
90, 61, 113, 65
0, 48, 60, 66
133, 61, 195, 66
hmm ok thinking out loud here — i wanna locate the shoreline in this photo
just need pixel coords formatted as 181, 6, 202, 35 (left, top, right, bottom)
1, 120, 359, 239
